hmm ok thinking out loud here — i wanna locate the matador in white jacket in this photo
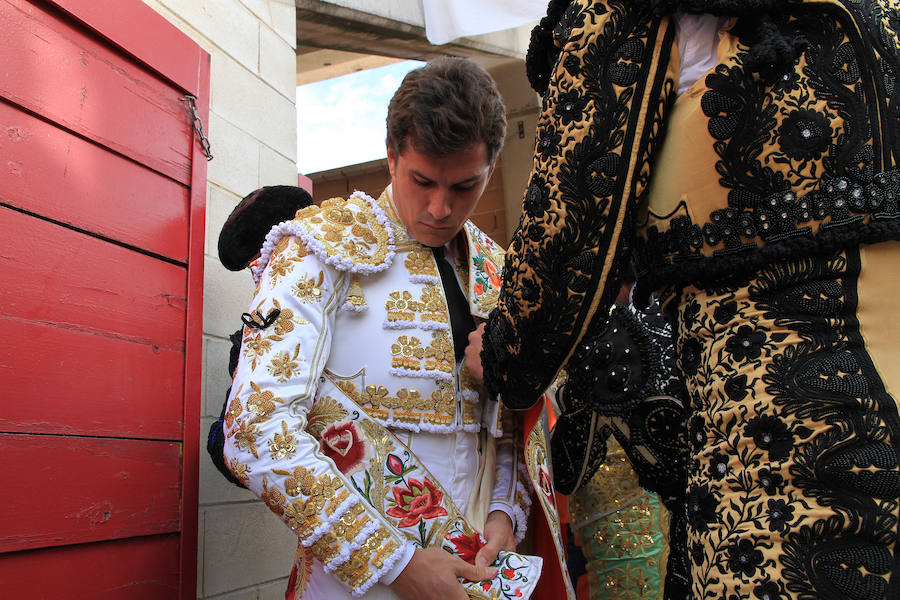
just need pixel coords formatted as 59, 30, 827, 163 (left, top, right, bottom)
223, 58, 538, 600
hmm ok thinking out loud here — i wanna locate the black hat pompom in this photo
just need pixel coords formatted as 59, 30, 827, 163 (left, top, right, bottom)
217, 185, 314, 271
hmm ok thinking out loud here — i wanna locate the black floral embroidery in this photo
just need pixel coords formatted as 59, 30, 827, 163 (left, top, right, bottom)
744, 414, 793, 461
709, 451, 730, 480
753, 578, 785, 600
726, 539, 764, 577
687, 484, 719, 533
725, 324, 767, 362
536, 126, 563, 161
724, 374, 751, 402
524, 179, 551, 218
757, 467, 784, 495
776, 108, 833, 161
766, 498, 794, 533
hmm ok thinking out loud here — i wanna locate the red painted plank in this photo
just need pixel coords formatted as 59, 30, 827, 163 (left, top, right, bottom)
0, 434, 182, 553
0, 100, 189, 262
0, 316, 184, 440
43, 0, 203, 96
179, 53, 210, 597
0, 206, 186, 351
0, 535, 181, 599
0, 0, 193, 184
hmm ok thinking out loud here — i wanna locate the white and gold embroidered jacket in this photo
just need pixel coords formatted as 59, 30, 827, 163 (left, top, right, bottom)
222, 187, 531, 599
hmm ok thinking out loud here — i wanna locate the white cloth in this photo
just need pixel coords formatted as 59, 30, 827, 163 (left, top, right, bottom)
423, 0, 546, 45
675, 13, 730, 95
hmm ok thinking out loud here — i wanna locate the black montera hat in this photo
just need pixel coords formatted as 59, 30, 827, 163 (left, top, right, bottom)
217, 185, 314, 271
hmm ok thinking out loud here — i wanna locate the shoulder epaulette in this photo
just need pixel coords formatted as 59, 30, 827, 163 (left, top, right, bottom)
252, 191, 395, 283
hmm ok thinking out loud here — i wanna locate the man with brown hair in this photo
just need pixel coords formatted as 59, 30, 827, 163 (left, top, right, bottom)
222, 58, 538, 600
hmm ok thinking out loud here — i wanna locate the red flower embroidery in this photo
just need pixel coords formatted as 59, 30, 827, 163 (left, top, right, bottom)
319, 419, 371, 476
515, 590, 523, 597
387, 453, 404, 477
502, 568, 516, 579
482, 582, 492, 592
385, 477, 449, 528
448, 531, 486, 564
483, 260, 501, 288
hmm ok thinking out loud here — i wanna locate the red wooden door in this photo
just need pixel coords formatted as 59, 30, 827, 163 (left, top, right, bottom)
0, 0, 208, 597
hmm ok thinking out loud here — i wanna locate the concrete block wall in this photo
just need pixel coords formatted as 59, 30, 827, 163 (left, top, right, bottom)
139, 1, 300, 597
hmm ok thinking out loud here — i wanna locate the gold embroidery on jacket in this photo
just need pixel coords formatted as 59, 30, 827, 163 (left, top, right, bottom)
419, 285, 449, 323
305, 396, 350, 438
424, 330, 454, 373
267, 344, 303, 382
292, 271, 326, 303
385, 290, 421, 322
391, 335, 424, 370
269, 420, 298, 461
405, 247, 439, 278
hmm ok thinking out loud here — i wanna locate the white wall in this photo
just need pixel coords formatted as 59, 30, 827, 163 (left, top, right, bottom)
140, 1, 300, 598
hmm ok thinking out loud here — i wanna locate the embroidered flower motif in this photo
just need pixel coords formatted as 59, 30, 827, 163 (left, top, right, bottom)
536, 126, 562, 161
682, 299, 701, 329
391, 335, 425, 370
726, 538, 764, 577
724, 373, 751, 402
386, 477, 449, 528
448, 531, 486, 565
246, 383, 278, 419
269, 420, 298, 461
766, 498, 794, 532
387, 454, 404, 478
261, 477, 286, 516
777, 108, 833, 161
758, 467, 785, 495
709, 451, 730, 480
725, 324, 766, 362
713, 301, 738, 324
753, 578, 785, 600
267, 347, 302, 382
292, 271, 326, 303
243, 331, 274, 368
502, 568, 516, 579
318, 419, 372, 476
745, 414, 793, 461
524, 181, 551, 218
386, 290, 419, 322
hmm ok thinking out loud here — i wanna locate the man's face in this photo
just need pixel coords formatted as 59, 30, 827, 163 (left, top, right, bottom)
387, 141, 494, 247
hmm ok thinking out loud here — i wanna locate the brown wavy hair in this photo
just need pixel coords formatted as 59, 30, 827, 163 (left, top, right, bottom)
386, 57, 507, 164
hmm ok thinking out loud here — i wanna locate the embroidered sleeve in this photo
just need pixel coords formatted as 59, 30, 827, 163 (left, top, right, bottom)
223, 236, 410, 596
481, 0, 678, 408
490, 408, 531, 544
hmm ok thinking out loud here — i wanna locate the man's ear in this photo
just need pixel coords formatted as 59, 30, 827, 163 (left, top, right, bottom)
386, 144, 396, 177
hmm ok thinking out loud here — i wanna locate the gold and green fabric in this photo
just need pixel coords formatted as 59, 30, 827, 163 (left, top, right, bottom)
483, 1, 900, 599
570, 439, 670, 600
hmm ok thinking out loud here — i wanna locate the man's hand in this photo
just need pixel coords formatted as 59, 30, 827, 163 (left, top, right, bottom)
475, 510, 516, 568
465, 322, 487, 385
390, 546, 498, 600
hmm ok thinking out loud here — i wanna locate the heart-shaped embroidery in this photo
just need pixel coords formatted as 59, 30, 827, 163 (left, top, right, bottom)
325, 431, 353, 456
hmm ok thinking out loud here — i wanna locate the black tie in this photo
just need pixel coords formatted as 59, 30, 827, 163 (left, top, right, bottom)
432, 246, 475, 362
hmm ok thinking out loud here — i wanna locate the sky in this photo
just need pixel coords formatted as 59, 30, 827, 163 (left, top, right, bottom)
296, 60, 425, 175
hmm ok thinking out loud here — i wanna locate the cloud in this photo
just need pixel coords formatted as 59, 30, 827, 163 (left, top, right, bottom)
297, 61, 424, 174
